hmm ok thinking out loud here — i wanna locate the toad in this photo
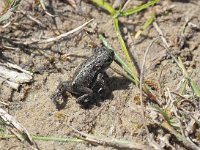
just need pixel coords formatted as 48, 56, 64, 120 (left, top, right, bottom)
51, 47, 114, 106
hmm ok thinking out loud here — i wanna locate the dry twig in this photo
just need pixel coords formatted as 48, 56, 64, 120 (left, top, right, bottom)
71, 126, 154, 150
0, 108, 39, 150
139, 37, 163, 150
19, 11, 46, 28
0, 62, 33, 89
37, 19, 94, 44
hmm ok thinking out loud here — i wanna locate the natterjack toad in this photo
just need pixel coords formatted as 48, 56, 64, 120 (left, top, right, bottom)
51, 47, 114, 106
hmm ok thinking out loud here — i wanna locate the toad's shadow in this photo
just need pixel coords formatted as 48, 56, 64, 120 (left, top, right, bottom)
54, 76, 131, 110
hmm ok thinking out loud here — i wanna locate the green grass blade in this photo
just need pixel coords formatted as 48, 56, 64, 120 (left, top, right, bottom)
113, 18, 139, 85
0, 0, 23, 22
0, 10, 13, 22
179, 79, 188, 95
143, 13, 155, 30
177, 57, 200, 97
0, 134, 83, 142
12, 0, 22, 7
135, 13, 155, 39
189, 79, 200, 98
32, 135, 83, 142
177, 57, 188, 77
153, 106, 172, 125
98, 34, 113, 50
90, 0, 115, 15
121, 0, 160, 16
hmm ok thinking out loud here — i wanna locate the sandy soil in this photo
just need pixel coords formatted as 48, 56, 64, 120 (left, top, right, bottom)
0, 0, 200, 150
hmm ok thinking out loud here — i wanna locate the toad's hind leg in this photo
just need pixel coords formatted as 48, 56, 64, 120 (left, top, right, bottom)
73, 85, 93, 104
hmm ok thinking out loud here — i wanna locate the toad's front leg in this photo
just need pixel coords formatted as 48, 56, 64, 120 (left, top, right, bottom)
91, 72, 109, 94
51, 81, 73, 107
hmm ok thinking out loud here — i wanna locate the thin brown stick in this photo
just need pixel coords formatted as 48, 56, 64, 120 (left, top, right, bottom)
139, 37, 163, 150
39, 0, 54, 17
121, 0, 131, 12
19, 11, 46, 28
38, 19, 94, 44
153, 22, 179, 64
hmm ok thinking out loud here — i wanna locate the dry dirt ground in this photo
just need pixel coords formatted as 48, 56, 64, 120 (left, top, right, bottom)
0, 0, 200, 150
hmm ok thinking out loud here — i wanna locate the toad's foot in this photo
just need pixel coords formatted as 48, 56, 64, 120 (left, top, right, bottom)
51, 81, 73, 109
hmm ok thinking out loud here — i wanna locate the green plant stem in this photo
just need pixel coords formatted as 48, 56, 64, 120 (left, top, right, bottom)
121, 0, 160, 16
90, 0, 115, 15
113, 18, 139, 86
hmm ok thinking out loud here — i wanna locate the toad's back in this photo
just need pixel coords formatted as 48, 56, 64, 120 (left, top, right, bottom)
72, 47, 114, 87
